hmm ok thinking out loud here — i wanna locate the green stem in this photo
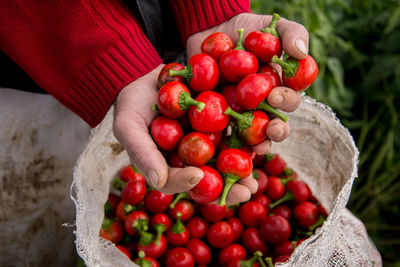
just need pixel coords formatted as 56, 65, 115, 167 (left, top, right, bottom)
102, 218, 113, 229
309, 215, 326, 232
235, 28, 246, 50
169, 192, 189, 209
151, 104, 158, 112
282, 167, 294, 177
257, 256, 268, 267
269, 191, 294, 209
133, 220, 154, 246
137, 251, 152, 267
104, 201, 112, 217
153, 224, 166, 246
179, 91, 205, 111
171, 212, 185, 234
292, 241, 298, 250
112, 177, 126, 191
169, 64, 193, 83
260, 13, 281, 38
252, 170, 259, 180
257, 101, 289, 122
241, 251, 263, 267
224, 107, 254, 132
225, 121, 243, 149
281, 177, 294, 186
265, 153, 275, 162
265, 257, 274, 267
271, 55, 299, 78
123, 203, 138, 216
207, 158, 217, 164
218, 174, 240, 206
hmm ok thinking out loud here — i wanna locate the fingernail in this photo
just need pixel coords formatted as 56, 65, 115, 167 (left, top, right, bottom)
148, 170, 159, 189
189, 175, 203, 185
270, 94, 284, 106
295, 39, 308, 56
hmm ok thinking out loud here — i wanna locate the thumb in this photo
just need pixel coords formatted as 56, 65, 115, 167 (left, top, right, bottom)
113, 117, 168, 190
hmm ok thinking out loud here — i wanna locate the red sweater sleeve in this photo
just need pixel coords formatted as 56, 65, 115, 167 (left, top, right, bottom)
0, 0, 162, 127
169, 0, 250, 45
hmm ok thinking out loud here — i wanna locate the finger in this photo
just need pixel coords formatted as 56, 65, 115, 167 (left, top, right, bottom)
252, 139, 272, 155
157, 167, 204, 195
113, 117, 169, 190
266, 118, 290, 142
225, 184, 252, 206
276, 18, 309, 59
237, 175, 259, 194
267, 86, 301, 112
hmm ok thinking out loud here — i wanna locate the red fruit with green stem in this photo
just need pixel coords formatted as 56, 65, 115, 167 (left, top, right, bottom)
227, 217, 244, 243
204, 132, 222, 148
157, 81, 205, 119
263, 154, 286, 176
265, 176, 293, 201
116, 245, 131, 259
134, 251, 160, 267
244, 13, 282, 63
185, 239, 212, 265
252, 169, 269, 197
259, 215, 291, 245
216, 148, 253, 206
251, 194, 271, 213
271, 54, 318, 91
168, 151, 188, 168
271, 205, 292, 221
207, 221, 235, 249
228, 251, 264, 267
135, 219, 167, 259
200, 202, 226, 222
188, 91, 230, 133
144, 190, 173, 214
157, 63, 185, 89
169, 198, 195, 221
186, 216, 209, 238
104, 193, 121, 218
274, 240, 296, 256
169, 53, 220, 92
165, 247, 195, 267
166, 212, 190, 246
201, 32, 235, 61
151, 116, 184, 151
99, 218, 124, 244
116, 200, 140, 222
242, 228, 269, 255
177, 132, 215, 167
119, 165, 146, 183
293, 201, 319, 228
258, 64, 281, 88
188, 165, 223, 204
224, 108, 269, 146
121, 180, 147, 205
150, 213, 172, 231
221, 85, 245, 113
124, 211, 149, 236
218, 244, 246, 266
269, 180, 309, 209
236, 73, 273, 110
219, 28, 259, 83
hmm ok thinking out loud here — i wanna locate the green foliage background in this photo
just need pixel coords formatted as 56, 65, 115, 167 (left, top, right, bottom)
251, 0, 400, 265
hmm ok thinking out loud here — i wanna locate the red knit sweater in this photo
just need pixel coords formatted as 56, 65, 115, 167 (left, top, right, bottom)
0, 0, 249, 127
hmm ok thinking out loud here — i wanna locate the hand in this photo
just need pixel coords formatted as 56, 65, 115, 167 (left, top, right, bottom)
113, 65, 204, 195
187, 13, 308, 152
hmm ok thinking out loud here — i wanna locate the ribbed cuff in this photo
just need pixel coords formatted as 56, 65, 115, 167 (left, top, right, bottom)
169, 0, 250, 44
62, 37, 162, 127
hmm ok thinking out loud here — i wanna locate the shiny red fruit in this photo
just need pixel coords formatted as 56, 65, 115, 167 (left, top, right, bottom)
259, 215, 291, 245
177, 132, 215, 167
218, 244, 246, 267
207, 221, 234, 249
157, 63, 185, 89
236, 73, 273, 110
188, 166, 223, 204
151, 116, 184, 151
201, 32, 235, 61
165, 247, 195, 267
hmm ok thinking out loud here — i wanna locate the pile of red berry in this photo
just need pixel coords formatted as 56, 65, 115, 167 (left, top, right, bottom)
100, 153, 327, 267
99, 13, 321, 266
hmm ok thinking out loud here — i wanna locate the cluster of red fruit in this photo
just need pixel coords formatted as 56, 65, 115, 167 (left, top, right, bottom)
100, 153, 327, 267
150, 13, 318, 207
